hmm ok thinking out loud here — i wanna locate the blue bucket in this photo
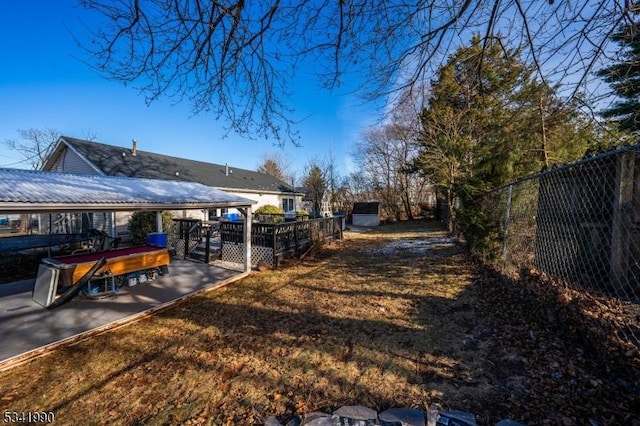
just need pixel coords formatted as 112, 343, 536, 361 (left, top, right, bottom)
147, 232, 167, 247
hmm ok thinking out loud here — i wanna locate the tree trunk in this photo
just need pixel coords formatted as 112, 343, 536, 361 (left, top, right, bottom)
538, 92, 550, 168
402, 174, 414, 220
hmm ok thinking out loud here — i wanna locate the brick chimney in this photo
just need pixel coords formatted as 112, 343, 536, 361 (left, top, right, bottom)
132, 138, 137, 156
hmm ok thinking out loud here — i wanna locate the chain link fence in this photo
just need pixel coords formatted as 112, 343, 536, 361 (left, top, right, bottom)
475, 144, 640, 350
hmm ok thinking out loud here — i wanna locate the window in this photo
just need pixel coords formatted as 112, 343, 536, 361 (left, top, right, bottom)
282, 198, 294, 212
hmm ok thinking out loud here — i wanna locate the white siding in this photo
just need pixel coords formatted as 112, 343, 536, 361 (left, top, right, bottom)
49, 147, 100, 174
36, 211, 113, 234
92, 212, 112, 233
352, 214, 380, 227
221, 191, 302, 212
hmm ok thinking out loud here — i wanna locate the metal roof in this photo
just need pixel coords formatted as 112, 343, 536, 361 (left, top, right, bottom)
0, 168, 256, 213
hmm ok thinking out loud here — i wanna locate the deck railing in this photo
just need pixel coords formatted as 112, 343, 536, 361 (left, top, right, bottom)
170, 219, 202, 259
220, 216, 343, 266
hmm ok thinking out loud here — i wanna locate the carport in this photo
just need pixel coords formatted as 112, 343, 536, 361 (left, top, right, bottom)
0, 168, 256, 271
0, 168, 256, 369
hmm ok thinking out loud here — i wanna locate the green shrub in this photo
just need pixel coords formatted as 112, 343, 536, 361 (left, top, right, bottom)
457, 202, 502, 261
128, 211, 174, 245
255, 205, 285, 223
296, 210, 309, 216
255, 204, 285, 215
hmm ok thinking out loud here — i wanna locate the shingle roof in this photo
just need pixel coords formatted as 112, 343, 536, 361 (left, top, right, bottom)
0, 168, 255, 213
59, 136, 296, 194
352, 202, 380, 215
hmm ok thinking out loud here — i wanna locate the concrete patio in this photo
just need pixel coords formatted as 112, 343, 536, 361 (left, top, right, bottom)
0, 260, 247, 369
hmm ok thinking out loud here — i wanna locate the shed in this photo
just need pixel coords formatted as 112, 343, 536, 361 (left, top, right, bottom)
352, 202, 381, 227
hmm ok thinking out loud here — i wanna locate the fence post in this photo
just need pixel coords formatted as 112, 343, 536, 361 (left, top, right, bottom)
273, 225, 278, 267
501, 185, 513, 259
610, 151, 634, 286
220, 222, 224, 256
244, 208, 252, 272
294, 222, 299, 257
204, 227, 211, 263
183, 222, 189, 259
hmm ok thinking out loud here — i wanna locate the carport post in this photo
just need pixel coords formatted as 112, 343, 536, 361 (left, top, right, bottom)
239, 206, 252, 272
110, 212, 117, 238
156, 211, 163, 233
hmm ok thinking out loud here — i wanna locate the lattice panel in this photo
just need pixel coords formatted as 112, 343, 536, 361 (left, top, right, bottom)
221, 243, 274, 267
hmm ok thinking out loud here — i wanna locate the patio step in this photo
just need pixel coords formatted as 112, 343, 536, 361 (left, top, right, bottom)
188, 239, 221, 263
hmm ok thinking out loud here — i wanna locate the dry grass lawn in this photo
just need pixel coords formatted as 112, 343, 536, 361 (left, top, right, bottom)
0, 220, 637, 425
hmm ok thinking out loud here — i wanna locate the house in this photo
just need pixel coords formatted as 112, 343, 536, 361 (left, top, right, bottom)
42, 136, 303, 237
296, 186, 332, 218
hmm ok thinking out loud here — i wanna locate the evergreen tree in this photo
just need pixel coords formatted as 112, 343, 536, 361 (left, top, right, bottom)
416, 36, 593, 232
256, 152, 293, 183
416, 35, 530, 228
598, 10, 640, 133
302, 164, 327, 218
257, 158, 286, 182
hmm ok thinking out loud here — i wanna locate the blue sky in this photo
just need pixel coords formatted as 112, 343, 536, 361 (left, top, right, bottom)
0, 2, 377, 179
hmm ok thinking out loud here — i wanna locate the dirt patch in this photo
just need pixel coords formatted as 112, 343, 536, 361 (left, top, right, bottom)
474, 267, 640, 424
0, 220, 637, 425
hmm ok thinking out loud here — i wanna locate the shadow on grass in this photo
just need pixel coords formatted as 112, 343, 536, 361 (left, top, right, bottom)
20, 293, 479, 424
1, 220, 490, 424
2, 220, 638, 424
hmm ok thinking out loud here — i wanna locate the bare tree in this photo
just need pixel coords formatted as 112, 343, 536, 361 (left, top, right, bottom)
343, 172, 371, 204
320, 148, 341, 214
353, 127, 420, 221
83, 130, 99, 142
353, 128, 402, 221
77, 1, 632, 143
3, 128, 61, 170
352, 87, 430, 221
3, 129, 99, 170
331, 177, 352, 214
